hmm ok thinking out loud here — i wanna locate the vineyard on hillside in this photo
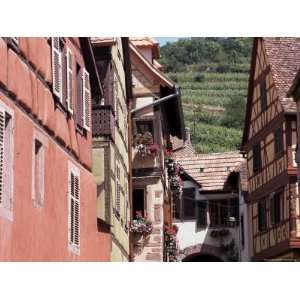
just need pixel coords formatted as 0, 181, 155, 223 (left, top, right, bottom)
160, 38, 252, 153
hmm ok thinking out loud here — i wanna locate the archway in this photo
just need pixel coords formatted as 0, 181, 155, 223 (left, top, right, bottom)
182, 253, 223, 262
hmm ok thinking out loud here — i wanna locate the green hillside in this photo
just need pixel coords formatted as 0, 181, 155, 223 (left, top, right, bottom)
160, 38, 252, 153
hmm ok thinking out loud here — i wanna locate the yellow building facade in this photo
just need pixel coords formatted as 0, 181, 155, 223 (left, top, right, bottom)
91, 38, 131, 261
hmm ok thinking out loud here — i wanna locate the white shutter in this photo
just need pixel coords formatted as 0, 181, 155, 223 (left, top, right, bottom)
11, 37, 19, 46
66, 47, 73, 114
68, 166, 80, 254
51, 37, 62, 101
0, 109, 5, 205
82, 68, 91, 131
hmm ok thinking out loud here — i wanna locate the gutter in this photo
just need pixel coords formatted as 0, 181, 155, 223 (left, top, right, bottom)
131, 88, 179, 115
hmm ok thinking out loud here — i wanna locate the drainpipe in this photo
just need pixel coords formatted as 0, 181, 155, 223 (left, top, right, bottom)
131, 89, 179, 115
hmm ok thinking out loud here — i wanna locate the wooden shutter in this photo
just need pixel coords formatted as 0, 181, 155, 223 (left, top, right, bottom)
51, 37, 62, 101
82, 68, 91, 131
115, 165, 120, 214
69, 168, 80, 252
0, 109, 5, 205
61, 48, 67, 107
253, 143, 262, 173
260, 79, 267, 112
66, 47, 73, 114
76, 68, 83, 128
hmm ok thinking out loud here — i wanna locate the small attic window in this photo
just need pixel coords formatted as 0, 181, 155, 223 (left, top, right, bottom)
200, 168, 204, 173
226, 166, 231, 172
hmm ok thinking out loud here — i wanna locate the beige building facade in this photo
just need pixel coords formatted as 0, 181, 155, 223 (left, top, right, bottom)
91, 38, 132, 261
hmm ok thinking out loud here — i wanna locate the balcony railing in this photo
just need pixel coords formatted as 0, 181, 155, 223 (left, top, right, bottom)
92, 105, 115, 140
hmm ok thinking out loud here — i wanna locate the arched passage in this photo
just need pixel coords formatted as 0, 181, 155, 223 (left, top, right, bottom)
182, 253, 223, 262
181, 243, 224, 262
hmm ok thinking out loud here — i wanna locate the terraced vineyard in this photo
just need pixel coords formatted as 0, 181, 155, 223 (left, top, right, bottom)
160, 38, 252, 153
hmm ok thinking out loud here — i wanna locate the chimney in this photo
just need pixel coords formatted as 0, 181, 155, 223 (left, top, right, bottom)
185, 127, 192, 145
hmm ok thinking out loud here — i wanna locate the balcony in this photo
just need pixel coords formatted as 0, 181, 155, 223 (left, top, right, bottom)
92, 105, 115, 140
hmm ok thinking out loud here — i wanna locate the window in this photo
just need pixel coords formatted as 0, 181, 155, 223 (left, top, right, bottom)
240, 214, 245, 247
133, 189, 145, 218
51, 37, 74, 114
136, 120, 154, 136
209, 200, 228, 226
82, 68, 91, 131
196, 201, 207, 228
270, 192, 283, 225
258, 200, 267, 232
75, 63, 91, 132
182, 188, 196, 219
260, 79, 267, 112
76, 63, 83, 128
32, 138, 45, 207
51, 37, 63, 100
68, 163, 80, 255
274, 128, 283, 157
0, 105, 13, 221
209, 199, 238, 227
124, 181, 128, 231
115, 164, 121, 217
253, 143, 262, 173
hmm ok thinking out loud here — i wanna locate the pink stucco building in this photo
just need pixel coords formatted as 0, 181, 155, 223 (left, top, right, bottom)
0, 38, 111, 261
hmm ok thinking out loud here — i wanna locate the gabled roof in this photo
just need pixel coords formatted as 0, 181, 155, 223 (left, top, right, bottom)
79, 38, 103, 98
170, 135, 195, 157
177, 151, 247, 192
242, 38, 300, 146
129, 41, 175, 89
263, 38, 300, 102
130, 37, 160, 59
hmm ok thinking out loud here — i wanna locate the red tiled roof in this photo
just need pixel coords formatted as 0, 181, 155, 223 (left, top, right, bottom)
263, 37, 300, 112
170, 135, 195, 157
176, 152, 247, 192
130, 37, 160, 59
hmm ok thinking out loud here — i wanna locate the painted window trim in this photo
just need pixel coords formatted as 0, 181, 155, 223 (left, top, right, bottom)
0, 100, 14, 221
31, 129, 48, 208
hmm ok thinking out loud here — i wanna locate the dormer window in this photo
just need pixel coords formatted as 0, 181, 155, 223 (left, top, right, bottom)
200, 168, 204, 173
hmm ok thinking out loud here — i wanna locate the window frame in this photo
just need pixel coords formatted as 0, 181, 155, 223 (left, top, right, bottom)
0, 101, 14, 221
32, 131, 47, 208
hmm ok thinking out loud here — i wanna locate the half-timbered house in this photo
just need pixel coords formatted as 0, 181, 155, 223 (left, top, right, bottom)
242, 38, 300, 261
171, 139, 247, 261
0, 38, 111, 261
91, 37, 132, 261
129, 38, 185, 261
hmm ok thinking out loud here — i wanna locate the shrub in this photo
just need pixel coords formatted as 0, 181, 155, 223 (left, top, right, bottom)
193, 72, 206, 82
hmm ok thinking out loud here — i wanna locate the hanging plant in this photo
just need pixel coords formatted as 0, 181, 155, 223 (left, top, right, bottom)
133, 132, 160, 158
129, 211, 153, 237
165, 225, 179, 262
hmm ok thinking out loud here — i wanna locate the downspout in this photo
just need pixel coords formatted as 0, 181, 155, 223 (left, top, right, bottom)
131, 89, 179, 115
